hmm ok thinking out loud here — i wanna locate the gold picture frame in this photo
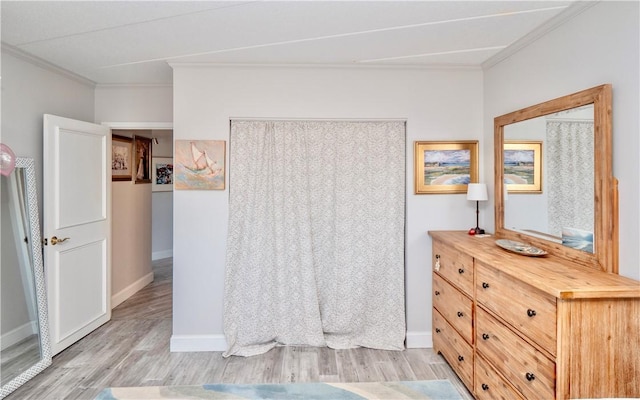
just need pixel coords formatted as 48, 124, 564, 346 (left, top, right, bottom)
504, 140, 542, 193
414, 140, 478, 194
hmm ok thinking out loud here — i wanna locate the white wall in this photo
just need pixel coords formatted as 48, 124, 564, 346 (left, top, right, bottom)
1, 49, 95, 341
151, 130, 174, 260
95, 85, 173, 123
110, 174, 153, 307
1, 49, 95, 222
171, 65, 484, 350
95, 85, 173, 306
483, 1, 640, 280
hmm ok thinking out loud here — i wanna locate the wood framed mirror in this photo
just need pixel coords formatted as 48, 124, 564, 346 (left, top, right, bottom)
494, 84, 618, 273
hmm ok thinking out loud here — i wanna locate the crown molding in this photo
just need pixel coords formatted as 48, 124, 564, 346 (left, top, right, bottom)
1, 42, 96, 87
101, 122, 173, 130
95, 83, 173, 89
168, 61, 482, 72
482, 1, 599, 69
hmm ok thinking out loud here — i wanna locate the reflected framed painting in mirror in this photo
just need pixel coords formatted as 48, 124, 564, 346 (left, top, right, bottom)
504, 140, 542, 193
562, 227, 594, 253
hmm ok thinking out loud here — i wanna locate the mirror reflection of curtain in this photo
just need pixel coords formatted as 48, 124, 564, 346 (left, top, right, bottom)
224, 120, 405, 357
546, 120, 594, 236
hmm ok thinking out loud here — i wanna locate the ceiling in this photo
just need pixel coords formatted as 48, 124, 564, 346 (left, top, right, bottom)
1, 1, 581, 85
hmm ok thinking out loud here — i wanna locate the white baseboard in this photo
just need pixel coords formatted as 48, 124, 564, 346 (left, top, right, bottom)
152, 249, 173, 261
170, 334, 227, 352
1, 321, 38, 350
111, 272, 154, 309
406, 331, 432, 348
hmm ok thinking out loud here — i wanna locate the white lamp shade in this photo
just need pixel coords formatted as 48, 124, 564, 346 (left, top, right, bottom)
467, 183, 488, 201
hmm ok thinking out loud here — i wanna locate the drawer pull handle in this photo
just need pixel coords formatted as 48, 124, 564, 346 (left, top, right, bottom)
435, 254, 440, 259
457, 355, 464, 362
457, 311, 464, 318
435, 291, 440, 296
435, 328, 441, 333
525, 372, 536, 381
527, 309, 537, 317
482, 333, 490, 340
458, 268, 464, 274
481, 383, 489, 391
482, 282, 490, 289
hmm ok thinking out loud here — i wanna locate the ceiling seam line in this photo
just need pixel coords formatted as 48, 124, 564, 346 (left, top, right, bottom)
97, 5, 568, 69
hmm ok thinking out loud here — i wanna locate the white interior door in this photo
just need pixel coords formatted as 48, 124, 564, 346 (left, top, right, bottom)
43, 114, 111, 355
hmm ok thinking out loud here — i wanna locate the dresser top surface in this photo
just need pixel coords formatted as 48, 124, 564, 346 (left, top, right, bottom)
429, 230, 640, 299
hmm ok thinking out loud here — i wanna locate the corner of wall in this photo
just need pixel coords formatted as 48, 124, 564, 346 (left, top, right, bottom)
170, 334, 228, 352
406, 331, 432, 349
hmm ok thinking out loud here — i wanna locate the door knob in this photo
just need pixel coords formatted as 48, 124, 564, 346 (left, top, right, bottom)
51, 236, 70, 245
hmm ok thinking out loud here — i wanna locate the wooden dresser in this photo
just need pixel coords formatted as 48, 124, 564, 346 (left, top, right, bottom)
429, 230, 640, 400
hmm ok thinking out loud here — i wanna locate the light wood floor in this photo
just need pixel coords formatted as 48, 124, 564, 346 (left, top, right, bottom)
1, 334, 41, 385
6, 258, 473, 400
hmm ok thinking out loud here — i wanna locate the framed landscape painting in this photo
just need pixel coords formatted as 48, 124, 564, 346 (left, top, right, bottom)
504, 140, 542, 193
414, 140, 478, 194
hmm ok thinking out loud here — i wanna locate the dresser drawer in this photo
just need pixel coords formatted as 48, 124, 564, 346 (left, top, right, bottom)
476, 307, 555, 400
475, 353, 524, 400
433, 240, 474, 296
433, 273, 473, 343
433, 308, 473, 391
476, 261, 557, 355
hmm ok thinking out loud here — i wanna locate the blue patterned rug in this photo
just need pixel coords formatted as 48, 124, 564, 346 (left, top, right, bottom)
95, 380, 463, 399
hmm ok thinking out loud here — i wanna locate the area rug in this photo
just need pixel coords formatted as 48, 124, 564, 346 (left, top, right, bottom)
95, 380, 463, 399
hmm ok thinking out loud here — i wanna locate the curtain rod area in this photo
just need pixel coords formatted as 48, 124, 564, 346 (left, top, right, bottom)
229, 117, 407, 122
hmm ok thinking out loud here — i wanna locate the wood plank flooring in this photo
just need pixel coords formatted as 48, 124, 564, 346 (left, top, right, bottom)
1, 334, 41, 385
6, 258, 473, 400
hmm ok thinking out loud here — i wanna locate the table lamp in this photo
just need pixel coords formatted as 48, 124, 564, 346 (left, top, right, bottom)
467, 183, 488, 234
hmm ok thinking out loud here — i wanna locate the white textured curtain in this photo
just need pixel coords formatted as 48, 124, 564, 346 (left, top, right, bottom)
546, 120, 594, 235
224, 120, 406, 357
